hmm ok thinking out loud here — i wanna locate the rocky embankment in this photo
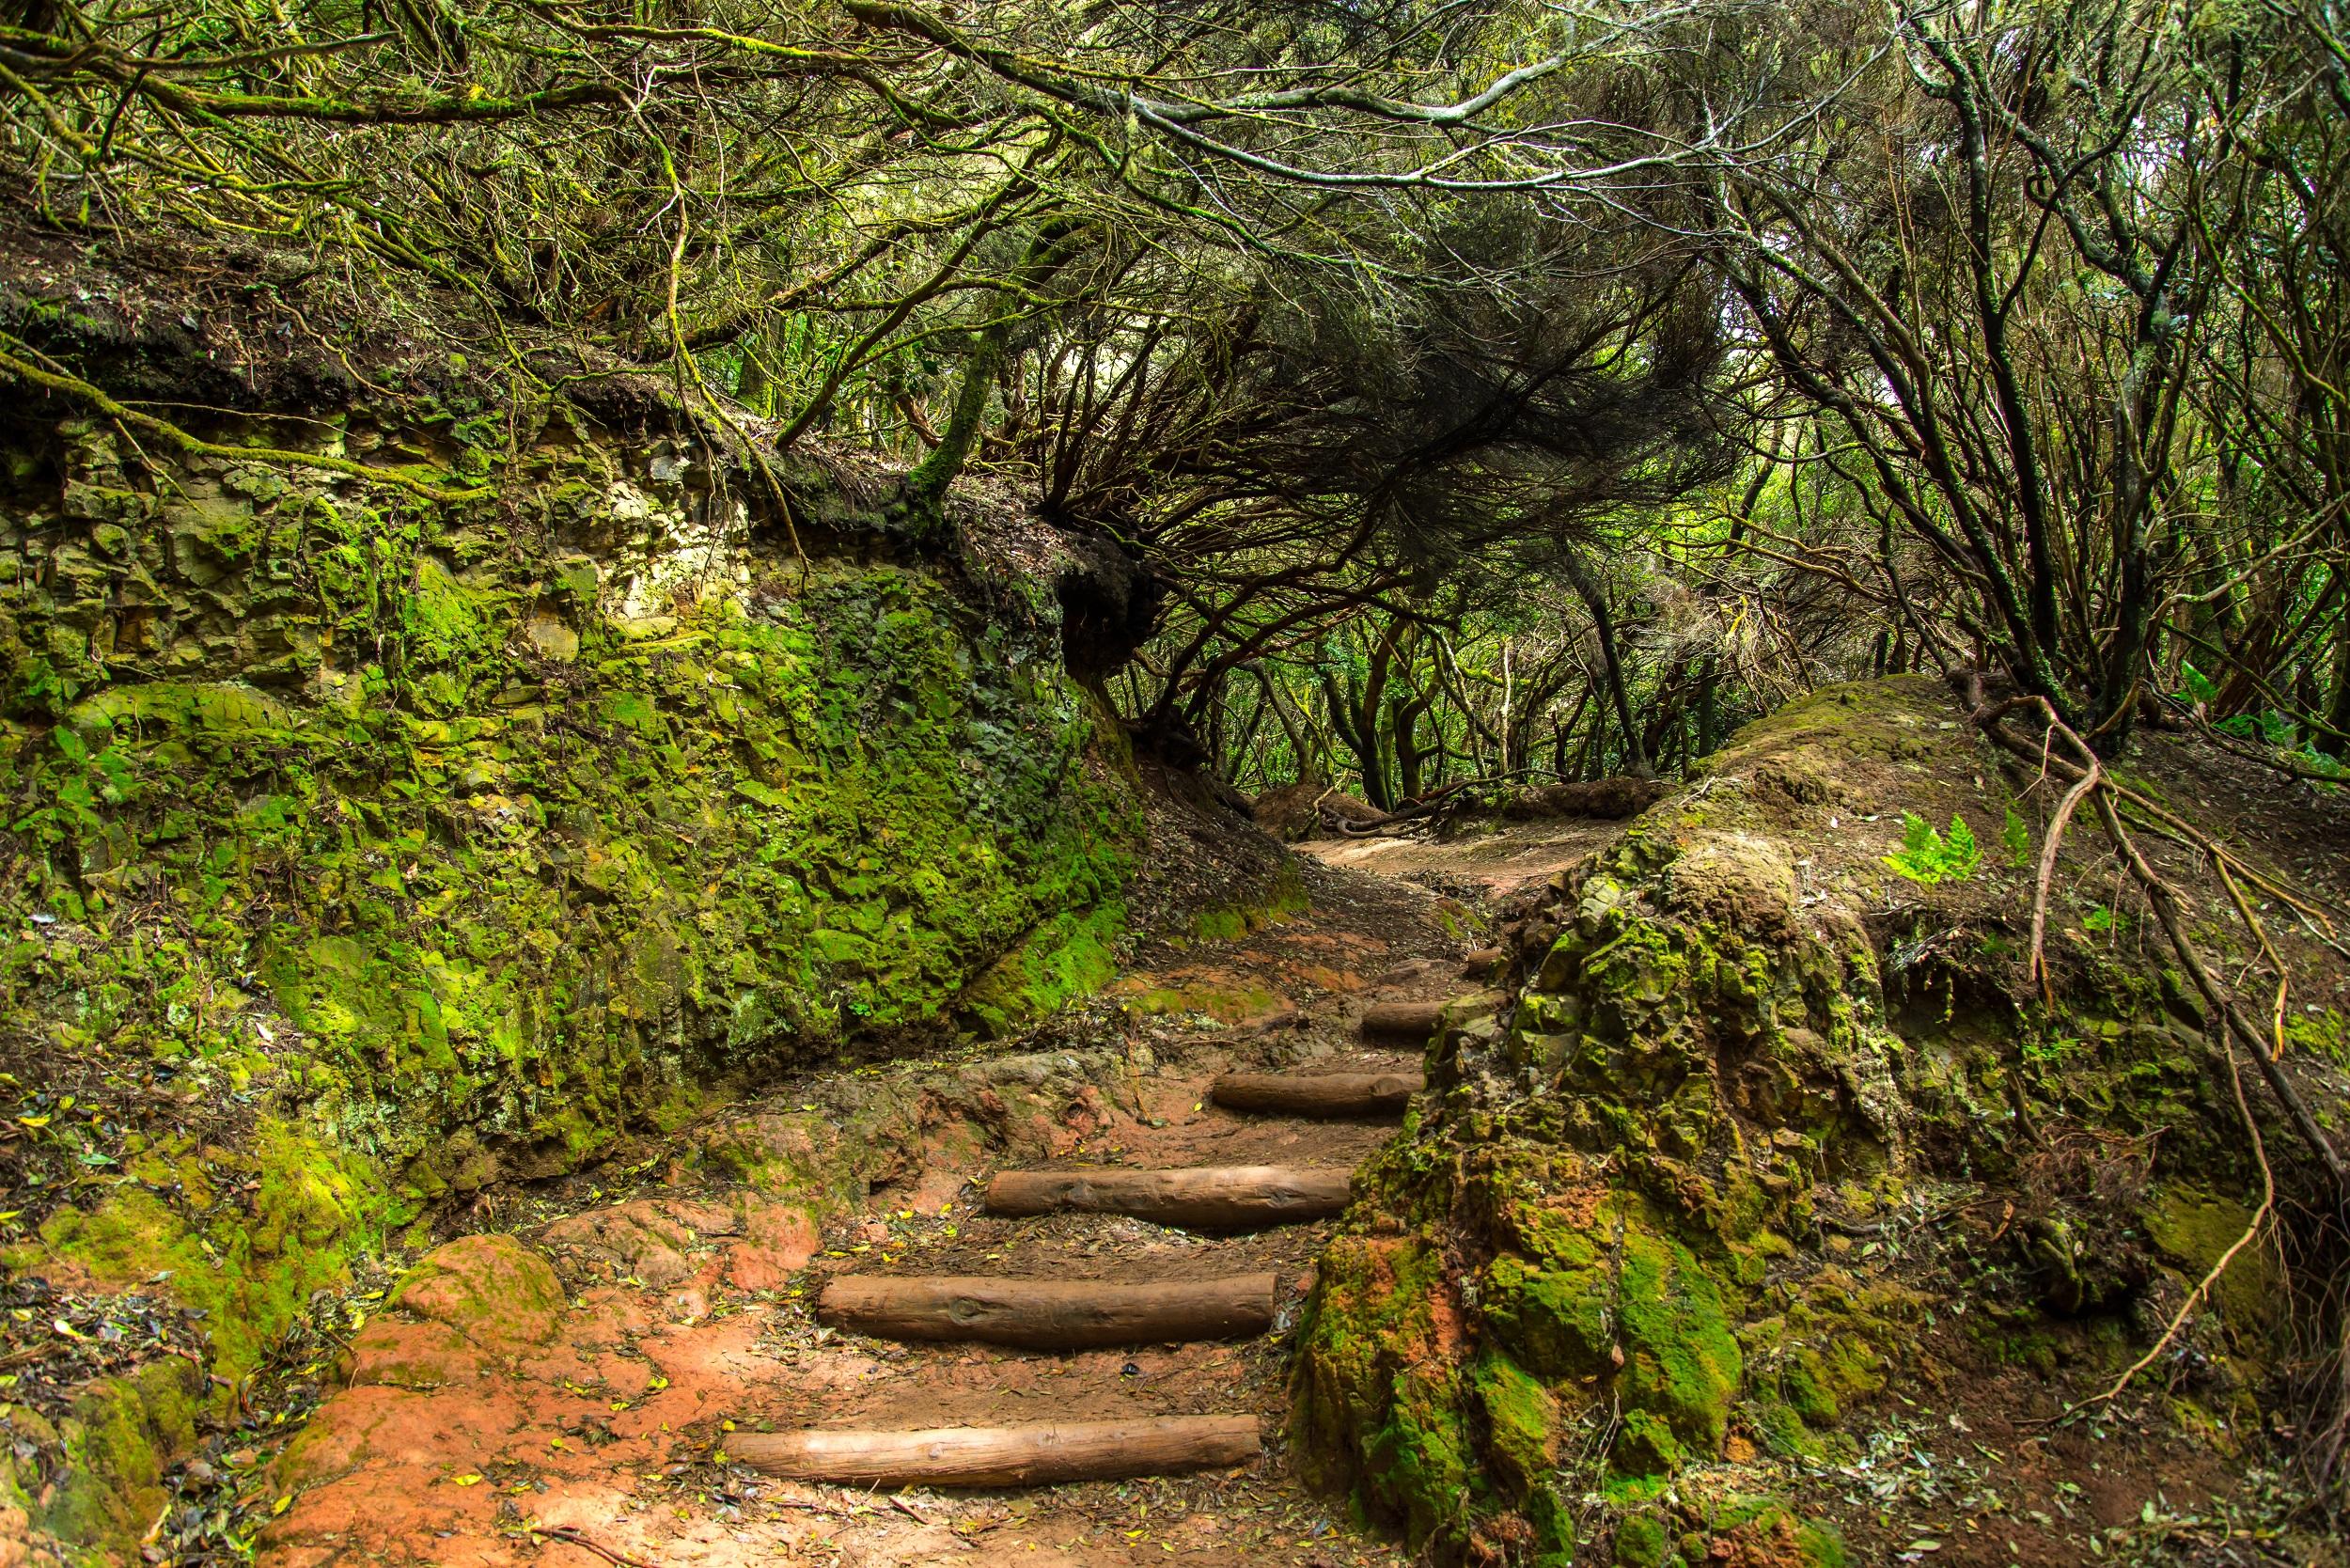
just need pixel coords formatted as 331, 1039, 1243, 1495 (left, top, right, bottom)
0, 282, 1146, 1559
1295, 677, 2350, 1566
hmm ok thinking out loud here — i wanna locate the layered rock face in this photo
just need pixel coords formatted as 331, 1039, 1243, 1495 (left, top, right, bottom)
1, 408, 1134, 1191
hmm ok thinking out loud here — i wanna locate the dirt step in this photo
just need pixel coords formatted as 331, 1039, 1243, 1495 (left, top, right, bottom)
818, 1271, 1277, 1349
1210, 1070, 1422, 1119
984, 1165, 1353, 1229
731, 1415, 1261, 1487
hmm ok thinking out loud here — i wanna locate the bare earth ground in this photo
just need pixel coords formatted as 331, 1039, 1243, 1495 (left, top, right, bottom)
252, 853, 1492, 1568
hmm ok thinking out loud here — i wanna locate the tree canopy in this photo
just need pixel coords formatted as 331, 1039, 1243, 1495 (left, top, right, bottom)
5, 0, 2348, 783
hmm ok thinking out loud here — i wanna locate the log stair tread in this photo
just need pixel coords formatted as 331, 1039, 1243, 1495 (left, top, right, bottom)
731, 1416, 1261, 1487
984, 1164, 1352, 1229
1210, 1069, 1423, 1119
817, 1271, 1277, 1349
765, 1032, 1387, 1488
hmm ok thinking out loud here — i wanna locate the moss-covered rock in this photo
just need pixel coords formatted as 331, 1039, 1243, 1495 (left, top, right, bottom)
4, 416, 1136, 1192
386, 1234, 565, 1355
34, 1357, 204, 1560
1292, 676, 2305, 1561
4, 1119, 388, 1386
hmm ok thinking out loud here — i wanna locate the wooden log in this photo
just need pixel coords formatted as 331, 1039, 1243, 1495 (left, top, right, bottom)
1460, 947, 1504, 979
730, 1415, 1261, 1487
1359, 999, 1448, 1043
1210, 1072, 1421, 1119
817, 1273, 1277, 1349
984, 1166, 1352, 1229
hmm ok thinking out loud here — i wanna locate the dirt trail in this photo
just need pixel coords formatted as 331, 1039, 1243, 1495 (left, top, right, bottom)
258, 843, 1548, 1568
1295, 819, 1626, 902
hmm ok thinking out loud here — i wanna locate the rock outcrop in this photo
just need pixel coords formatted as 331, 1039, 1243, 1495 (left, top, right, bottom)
1292, 677, 2333, 1565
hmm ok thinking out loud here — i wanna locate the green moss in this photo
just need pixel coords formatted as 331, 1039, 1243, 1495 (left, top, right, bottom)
1185, 863, 1308, 943
1482, 1251, 1612, 1380
35, 1357, 204, 1560
1611, 1514, 1669, 1568
1471, 1350, 1556, 1491
1367, 1368, 1480, 1550
1293, 1233, 1480, 1549
1615, 1224, 1743, 1454
2143, 1184, 2280, 1340
1482, 1198, 1742, 1473
13, 1120, 387, 1384
1703, 1497, 1849, 1568
2286, 1008, 2348, 1069
1613, 1408, 1685, 1474
1123, 980, 1284, 1022
961, 902, 1126, 1037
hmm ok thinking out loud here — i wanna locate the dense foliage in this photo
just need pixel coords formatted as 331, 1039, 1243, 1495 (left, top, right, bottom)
8, 0, 2344, 788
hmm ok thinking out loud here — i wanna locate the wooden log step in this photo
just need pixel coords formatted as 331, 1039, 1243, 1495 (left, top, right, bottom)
730, 1415, 1261, 1487
984, 1165, 1352, 1229
1210, 1071, 1421, 1119
817, 1273, 1277, 1349
1359, 999, 1448, 1043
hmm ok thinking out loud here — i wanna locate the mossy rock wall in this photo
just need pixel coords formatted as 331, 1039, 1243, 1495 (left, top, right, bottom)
1291, 677, 2290, 1565
2, 410, 1133, 1180
0, 403, 1136, 1556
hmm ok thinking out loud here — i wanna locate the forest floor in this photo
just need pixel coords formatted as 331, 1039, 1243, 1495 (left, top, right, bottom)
1292, 817, 1629, 902
26, 771, 2338, 1568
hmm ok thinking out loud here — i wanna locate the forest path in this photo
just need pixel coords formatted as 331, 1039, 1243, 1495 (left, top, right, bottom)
256, 826, 1583, 1568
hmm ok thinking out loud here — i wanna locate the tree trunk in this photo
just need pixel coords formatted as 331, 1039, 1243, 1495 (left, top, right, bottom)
2324, 597, 2350, 761
1560, 544, 1650, 776
901, 218, 1088, 541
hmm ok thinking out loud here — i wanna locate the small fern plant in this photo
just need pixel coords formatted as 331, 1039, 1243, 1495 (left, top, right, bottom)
1883, 812, 1982, 886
